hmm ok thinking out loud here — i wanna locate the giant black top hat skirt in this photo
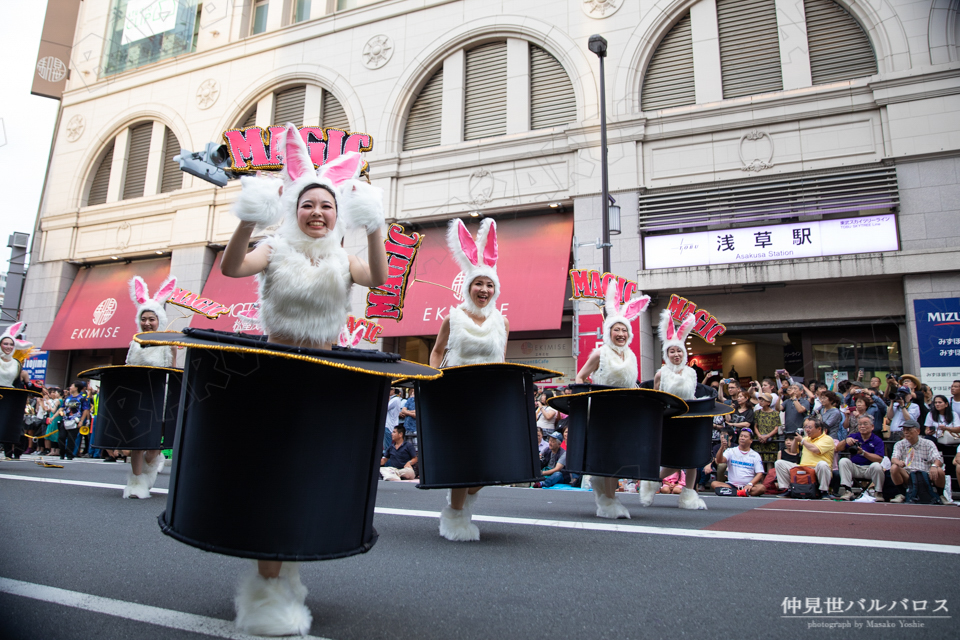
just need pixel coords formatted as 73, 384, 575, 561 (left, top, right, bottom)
79, 365, 182, 451
135, 329, 440, 561
411, 363, 562, 489
548, 387, 688, 482
659, 396, 734, 470
0, 387, 42, 444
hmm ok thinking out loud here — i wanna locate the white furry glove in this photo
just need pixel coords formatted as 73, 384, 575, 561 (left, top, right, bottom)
232, 175, 284, 229
339, 180, 385, 235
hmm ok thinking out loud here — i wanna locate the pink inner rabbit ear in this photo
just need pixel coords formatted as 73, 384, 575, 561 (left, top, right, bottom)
351, 325, 365, 347
665, 317, 675, 341
132, 277, 148, 304
7, 322, 23, 338
457, 220, 479, 266
678, 313, 697, 339
154, 276, 177, 302
283, 123, 311, 181
320, 152, 362, 186
482, 222, 498, 267
621, 295, 651, 321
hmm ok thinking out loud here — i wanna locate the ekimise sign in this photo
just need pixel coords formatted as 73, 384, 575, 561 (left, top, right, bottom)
224, 125, 373, 172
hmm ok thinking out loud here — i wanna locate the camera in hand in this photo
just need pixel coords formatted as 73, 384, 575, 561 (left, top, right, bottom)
847, 443, 862, 456
893, 385, 911, 404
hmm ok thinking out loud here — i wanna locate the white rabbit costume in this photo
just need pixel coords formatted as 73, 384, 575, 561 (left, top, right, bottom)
227, 124, 383, 637
231, 122, 384, 346
589, 282, 650, 389
639, 310, 707, 510
656, 310, 698, 400
437, 218, 505, 542
0, 322, 32, 387
126, 275, 177, 368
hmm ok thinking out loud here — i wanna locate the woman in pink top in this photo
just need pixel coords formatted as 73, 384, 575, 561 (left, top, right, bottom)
660, 470, 686, 495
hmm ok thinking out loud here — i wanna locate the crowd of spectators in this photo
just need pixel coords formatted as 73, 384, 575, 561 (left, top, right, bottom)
3, 380, 105, 461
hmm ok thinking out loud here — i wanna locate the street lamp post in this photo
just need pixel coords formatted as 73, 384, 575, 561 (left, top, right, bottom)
588, 34, 611, 274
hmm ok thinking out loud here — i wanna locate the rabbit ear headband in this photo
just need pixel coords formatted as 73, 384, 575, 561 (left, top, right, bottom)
129, 275, 177, 331
446, 218, 500, 317
658, 309, 696, 363
0, 321, 33, 352
232, 123, 384, 242
602, 281, 650, 351
337, 323, 365, 348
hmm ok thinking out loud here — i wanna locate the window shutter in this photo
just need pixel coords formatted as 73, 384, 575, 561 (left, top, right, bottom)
122, 123, 153, 200
717, 0, 783, 99
641, 13, 695, 111
403, 68, 443, 151
87, 142, 114, 206
530, 45, 576, 129
464, 41, 507, 140
274, 85, 306, 127
160, 127, 182, 193
240, 106, 257, 128
321, 89, 350, 130
804, 0, 877, 84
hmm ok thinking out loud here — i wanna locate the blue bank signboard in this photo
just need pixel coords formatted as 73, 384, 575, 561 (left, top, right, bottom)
914, 297, 960, 396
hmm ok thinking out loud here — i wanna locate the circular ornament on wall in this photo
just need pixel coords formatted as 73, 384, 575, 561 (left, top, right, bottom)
196, 79, 220, 110
66, 115, 85, 142
582, 0, 623, 19
362, 35, 393, 69
738, 130, 775, 173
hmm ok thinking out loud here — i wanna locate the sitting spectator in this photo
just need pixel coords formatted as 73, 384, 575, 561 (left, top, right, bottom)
700, 428, 734, 489
836, 415, 886, 501
379, 426, 417, 481
778, 432, 802, 464
889, 419, 948, 504
924, 394, 960, 446
660, 470, 685, 495
817, 390, 844, 439
536, 427, 550, 466
537, 431, 570, 488
774, 416, 834, 495
782, 384, 810, 435
711, 428, 766, 496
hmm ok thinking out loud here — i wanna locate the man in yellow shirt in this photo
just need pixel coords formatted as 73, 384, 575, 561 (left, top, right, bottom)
774, 416, 835, 494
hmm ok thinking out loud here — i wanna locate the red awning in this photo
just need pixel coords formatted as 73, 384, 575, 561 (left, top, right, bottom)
43, 259, 171, 350
188, 253, 262, 334
378, 213, 573, 337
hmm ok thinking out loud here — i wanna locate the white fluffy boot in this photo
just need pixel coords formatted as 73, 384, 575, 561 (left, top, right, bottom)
639, 480, 658, 507
677, 487, 707, 510
141, 452, 164, 490
122, 471, 151, 499
590, 477, 630, 519
439, 489, 480, 542
235, 562, 312, 637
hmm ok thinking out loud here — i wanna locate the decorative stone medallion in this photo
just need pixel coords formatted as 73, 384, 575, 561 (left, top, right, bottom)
739, 130, 775, 173
469, 169, 494, 206
196, 79, 220, 110
66, 115, 85, 142
582, 0, 623, 19
362, 35, 393, 69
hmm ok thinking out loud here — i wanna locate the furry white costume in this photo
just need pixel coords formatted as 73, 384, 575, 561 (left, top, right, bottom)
227, 124, 384, 636
126, 275, 177, 368
656, 310, 697, 400
0, 321, 31, 386
438, 218, 505, 541
589, 282, 649, 389
640, 310, 706, 510
231, 122, 384, 346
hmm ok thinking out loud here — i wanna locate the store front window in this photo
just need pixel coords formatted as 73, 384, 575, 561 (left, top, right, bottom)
811, 341, 901, 386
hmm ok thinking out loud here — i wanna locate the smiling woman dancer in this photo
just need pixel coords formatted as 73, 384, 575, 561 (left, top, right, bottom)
120, 274, 178, 499
220, 123, 387, 635
428, 218, 509, 541
575, 281, 650, 519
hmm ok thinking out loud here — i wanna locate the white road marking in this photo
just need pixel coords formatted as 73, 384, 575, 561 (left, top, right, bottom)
760, 507, 960, 520
5, 473, 959, 555
0, 576, 333, 640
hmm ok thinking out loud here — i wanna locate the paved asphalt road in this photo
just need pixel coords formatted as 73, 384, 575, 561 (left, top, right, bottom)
1, 456, 959, 640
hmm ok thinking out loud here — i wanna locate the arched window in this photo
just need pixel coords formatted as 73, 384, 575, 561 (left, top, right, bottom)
84, 122, 183, 206
402, 39, 577, 151
804, 0, 877, 84
236, 85, 350, 130
641, 13, 695, 111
